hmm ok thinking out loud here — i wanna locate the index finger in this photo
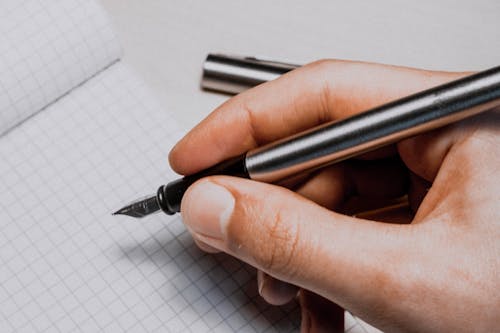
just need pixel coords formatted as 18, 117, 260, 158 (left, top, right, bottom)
169, 59, 463, 175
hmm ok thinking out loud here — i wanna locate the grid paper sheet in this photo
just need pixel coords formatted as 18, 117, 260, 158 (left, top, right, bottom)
0, 62, 306, 332
0, 0, 121, 136
0, 1, 379, 332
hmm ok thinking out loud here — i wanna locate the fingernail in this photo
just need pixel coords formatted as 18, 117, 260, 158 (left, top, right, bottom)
257, 270, 265, 296
186, 225, 222, 253
257, 271, 298, 305
193, 237, 221, 253
182, 180, 234, 241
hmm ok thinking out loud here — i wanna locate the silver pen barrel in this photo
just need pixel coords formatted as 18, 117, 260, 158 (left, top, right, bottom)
201, 53, 299, 94
245, 66, 500, 183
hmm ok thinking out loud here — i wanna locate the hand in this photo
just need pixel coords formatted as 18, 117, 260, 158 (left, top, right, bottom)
169, 60, 500, 332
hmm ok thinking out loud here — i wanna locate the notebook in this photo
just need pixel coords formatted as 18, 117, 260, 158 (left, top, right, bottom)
0, 1, 377, 332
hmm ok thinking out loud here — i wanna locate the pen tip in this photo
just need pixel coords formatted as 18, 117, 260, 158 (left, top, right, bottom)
112, 195, 161, 218
112, 206, 134, 217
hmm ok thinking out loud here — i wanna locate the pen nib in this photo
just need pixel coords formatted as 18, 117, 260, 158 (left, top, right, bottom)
112, 195, 161, 218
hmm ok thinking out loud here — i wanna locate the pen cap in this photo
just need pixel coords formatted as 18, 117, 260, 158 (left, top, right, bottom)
201, 53, 299, 94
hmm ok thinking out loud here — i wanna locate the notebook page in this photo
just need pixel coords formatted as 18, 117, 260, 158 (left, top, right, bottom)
0, 62, 310, 332
0, 0, 120, 136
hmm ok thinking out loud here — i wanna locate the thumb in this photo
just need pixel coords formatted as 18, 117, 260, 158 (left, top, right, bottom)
181, 176, 415, 317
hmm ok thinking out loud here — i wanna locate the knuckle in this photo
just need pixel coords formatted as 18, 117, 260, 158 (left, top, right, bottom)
254, 210, 302, 276
238, 98, 262, 146
304, 59, 338, 121
307, 58, 334, 71
305, 59, 341, 81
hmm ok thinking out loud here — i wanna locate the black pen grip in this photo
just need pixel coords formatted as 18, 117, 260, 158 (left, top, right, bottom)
157, 154, 249, 214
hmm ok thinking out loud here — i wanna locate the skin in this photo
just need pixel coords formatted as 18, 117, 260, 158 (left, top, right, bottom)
168, 60, 500, 332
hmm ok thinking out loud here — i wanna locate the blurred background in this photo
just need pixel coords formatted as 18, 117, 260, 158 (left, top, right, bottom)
101, 0, 500, 129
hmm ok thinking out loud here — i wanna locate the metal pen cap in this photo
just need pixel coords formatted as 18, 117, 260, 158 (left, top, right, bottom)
244, 65, 500, 182
201, 53, 299, 94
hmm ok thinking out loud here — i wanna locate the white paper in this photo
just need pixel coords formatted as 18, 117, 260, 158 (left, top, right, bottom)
0, 1, 378, 331
0, 0, 121, 135
0, 62, 305, 332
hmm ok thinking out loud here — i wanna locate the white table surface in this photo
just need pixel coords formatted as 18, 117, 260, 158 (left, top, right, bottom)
100, 0, 499, 130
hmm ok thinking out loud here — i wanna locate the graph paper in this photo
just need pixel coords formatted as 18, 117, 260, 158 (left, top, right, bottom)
0, 1, 379, 332
0, 60, 304, 332
0, 0, 120, 136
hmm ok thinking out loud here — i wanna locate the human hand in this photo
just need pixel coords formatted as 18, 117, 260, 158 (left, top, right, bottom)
169, 60, 500, 332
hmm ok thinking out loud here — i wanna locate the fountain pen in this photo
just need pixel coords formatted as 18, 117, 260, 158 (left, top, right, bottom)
113, 65, 500, 218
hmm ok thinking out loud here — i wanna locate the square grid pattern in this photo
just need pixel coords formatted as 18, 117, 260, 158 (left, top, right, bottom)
0, 63, 310, 332
0, 0, 121, 135
0, 0, 379, 331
